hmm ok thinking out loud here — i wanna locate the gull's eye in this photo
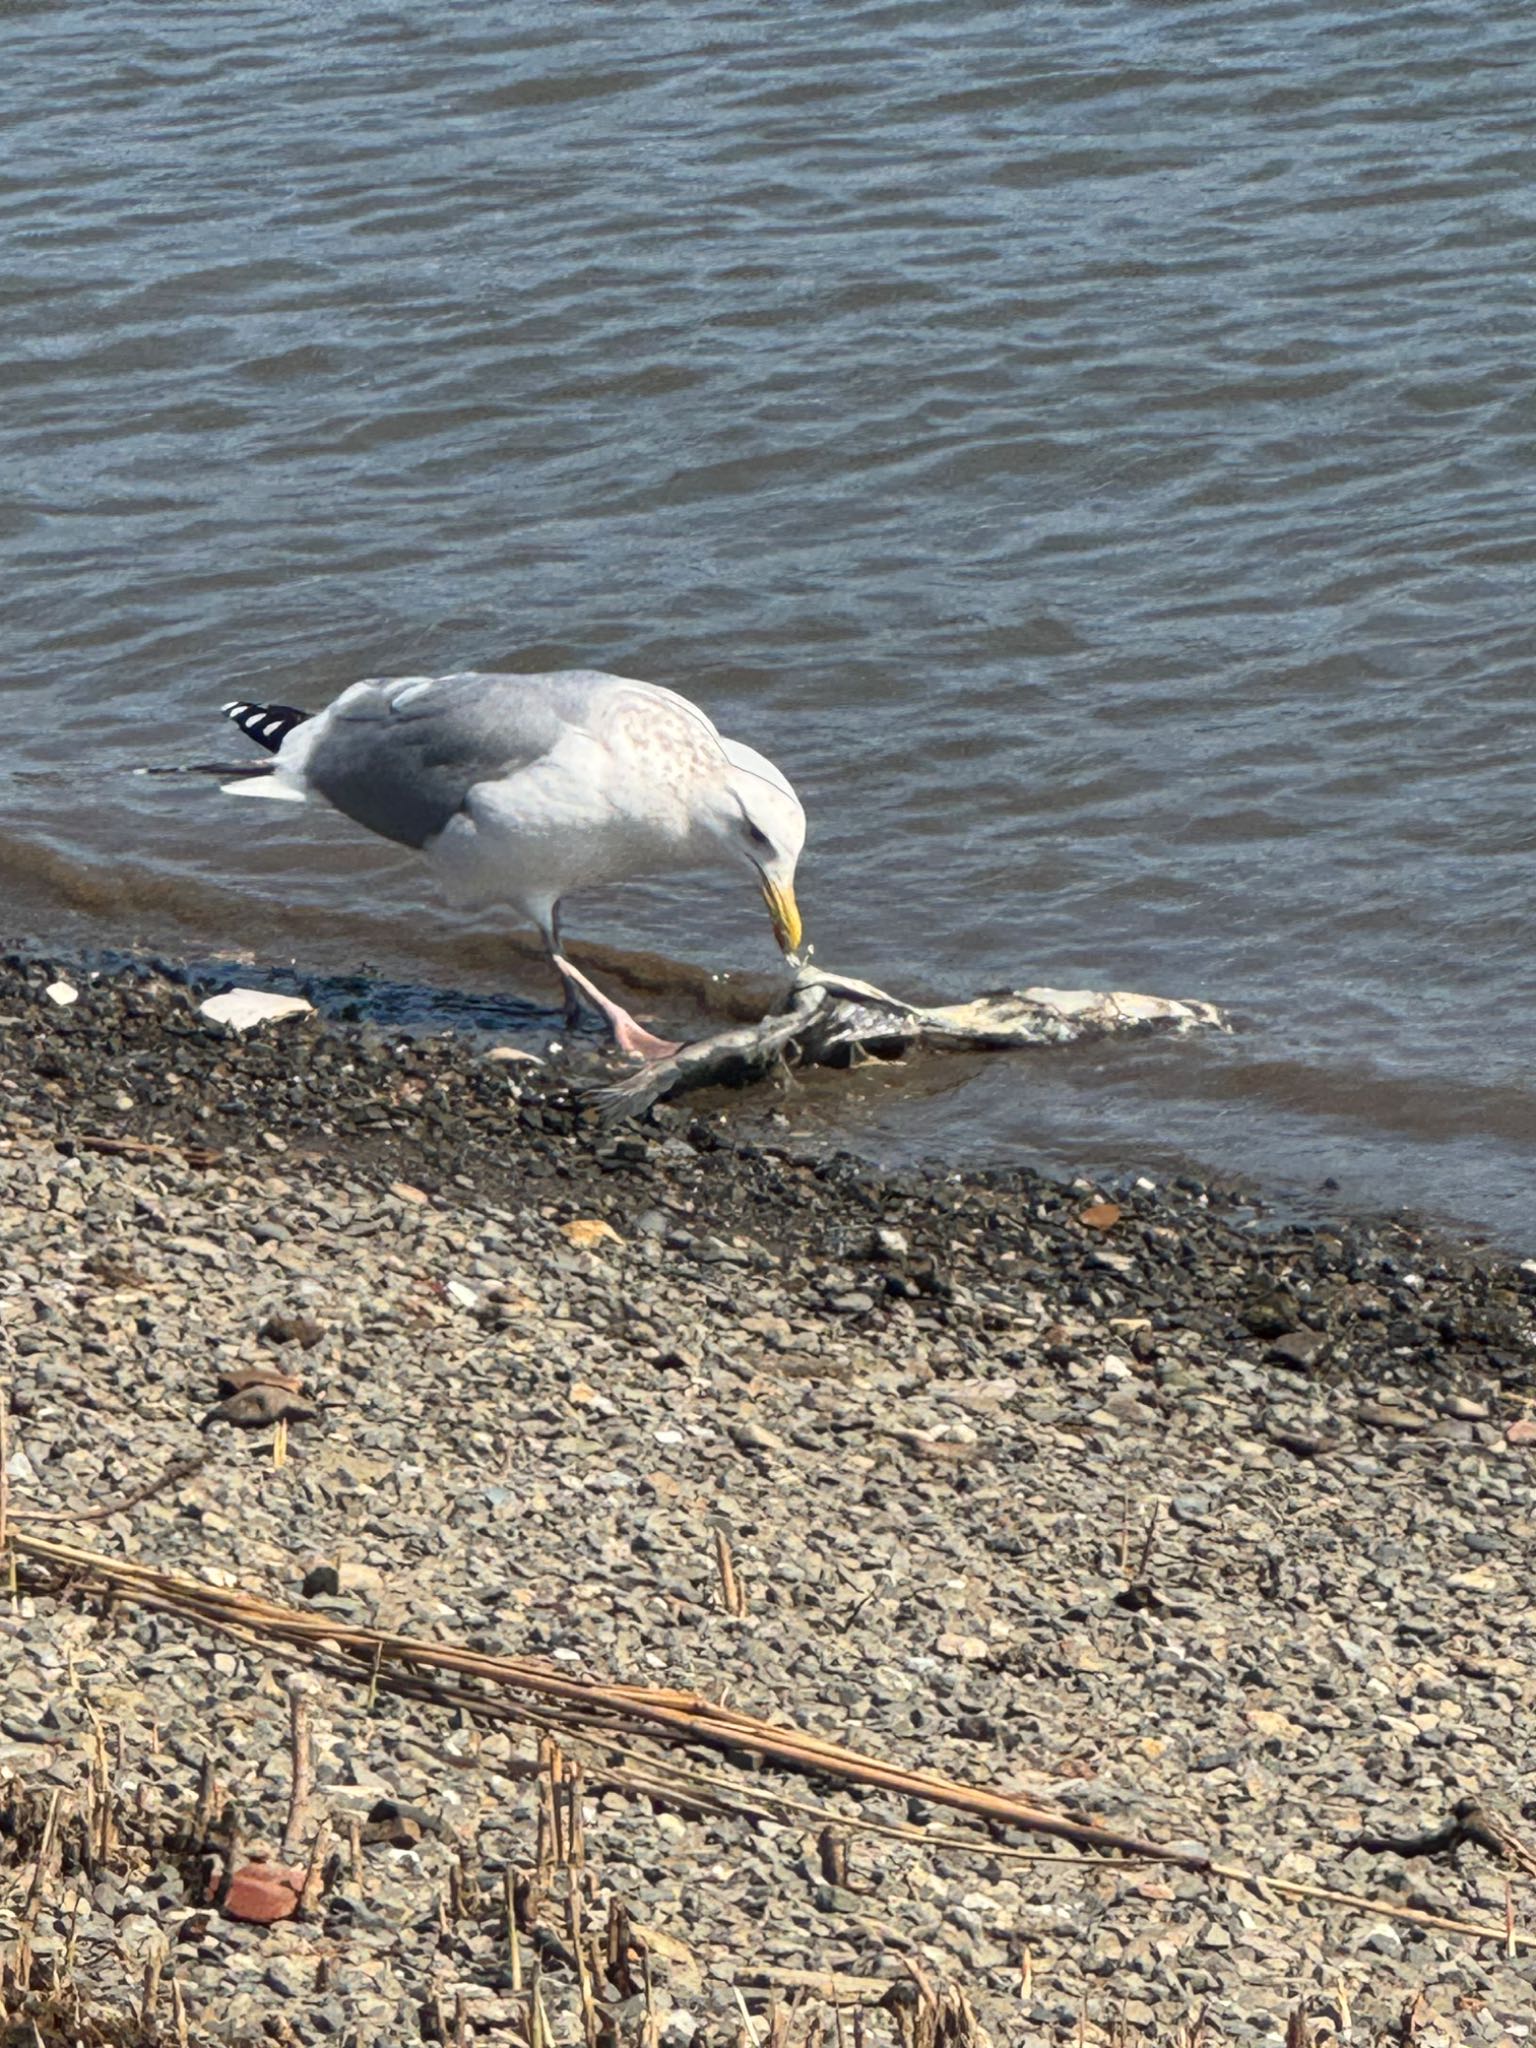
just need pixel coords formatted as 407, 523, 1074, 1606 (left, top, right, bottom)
743, 817, 773, 854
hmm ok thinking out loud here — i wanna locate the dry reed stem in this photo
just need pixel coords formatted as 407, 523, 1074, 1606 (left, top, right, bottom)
1135, 1503, 1160, 1582
546, 1735, 568, 1863
13, 1526, 1536, 1966
64, 1893, 81, 1979
715, 1528, 746, 1616
739, 1970, 887, 2006
11, 1530, 1184, 1862
222, 1813, 243, 1910
10, 1453, 206, 1526
818, 1828, 849, 1888
536, 1740, 560, 1882
732, 1985, 763, 2046
588, 1730, 1176, 1869
528, 1961, 545, 2048
568, 1758, 586, 1869
139, 1943, 163, 2025
568, 1887, 597, 2048
23, 1787, 62, 1919
84, 1711, 114, 1867
187, 1752, 216, 1855
1206, 1856, 1536, 1949
299, 1817, 332, 1920
0, 1387, 10, 1559
506, 1868, 523, 1991
281, 1683, 314, 1860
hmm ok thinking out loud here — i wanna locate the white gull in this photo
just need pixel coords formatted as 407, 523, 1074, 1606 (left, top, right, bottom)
221, 669, 806, 1059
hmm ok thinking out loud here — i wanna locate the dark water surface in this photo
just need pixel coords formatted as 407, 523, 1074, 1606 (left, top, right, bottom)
4, 2, 1535, 1242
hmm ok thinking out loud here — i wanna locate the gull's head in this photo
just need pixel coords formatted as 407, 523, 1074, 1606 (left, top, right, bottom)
712, 738, 807, 960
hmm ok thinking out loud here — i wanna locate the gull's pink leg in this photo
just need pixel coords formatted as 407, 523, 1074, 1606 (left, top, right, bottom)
552, 954, 683, 1061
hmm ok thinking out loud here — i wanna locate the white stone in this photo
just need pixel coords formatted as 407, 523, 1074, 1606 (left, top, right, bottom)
44, 981, 78, 1006
198, 988, 314, 1030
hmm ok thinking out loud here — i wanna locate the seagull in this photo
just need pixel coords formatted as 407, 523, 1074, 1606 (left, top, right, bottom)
220, 669, 806, 1058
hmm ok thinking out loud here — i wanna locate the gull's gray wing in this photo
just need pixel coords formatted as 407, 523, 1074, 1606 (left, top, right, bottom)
298, 670, 620, 848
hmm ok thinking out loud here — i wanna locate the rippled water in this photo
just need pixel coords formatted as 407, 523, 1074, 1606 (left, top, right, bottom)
4, 1, 1535, 1241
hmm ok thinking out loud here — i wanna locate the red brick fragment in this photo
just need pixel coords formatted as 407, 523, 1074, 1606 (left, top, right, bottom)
1078, 1202, 1122, 1231
223, 1861, 304, 1924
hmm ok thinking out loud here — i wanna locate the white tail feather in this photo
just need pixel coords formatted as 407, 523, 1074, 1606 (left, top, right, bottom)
221, 776, 308, 802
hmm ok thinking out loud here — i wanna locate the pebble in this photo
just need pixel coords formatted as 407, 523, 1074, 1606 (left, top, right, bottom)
197, 988, 315, 1030
1269, 1330, 1331, 1371
1441, 1394, 1490, 1421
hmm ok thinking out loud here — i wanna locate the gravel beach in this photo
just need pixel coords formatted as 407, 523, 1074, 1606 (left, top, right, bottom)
4, 953, 1536, 2047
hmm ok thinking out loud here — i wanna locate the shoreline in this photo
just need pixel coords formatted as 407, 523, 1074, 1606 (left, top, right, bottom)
3, 949, 1536, 2043
2, 934, 1502, 1260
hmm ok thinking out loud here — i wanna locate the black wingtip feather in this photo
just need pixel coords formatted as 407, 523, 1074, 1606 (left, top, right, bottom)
222, 701, 312, 754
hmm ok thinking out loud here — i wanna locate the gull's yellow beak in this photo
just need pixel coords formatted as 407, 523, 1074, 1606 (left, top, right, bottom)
761, 877, 803, 957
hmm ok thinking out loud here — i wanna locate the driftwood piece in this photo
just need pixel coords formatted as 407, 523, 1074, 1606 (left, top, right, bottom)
593, 964, 1226, 1122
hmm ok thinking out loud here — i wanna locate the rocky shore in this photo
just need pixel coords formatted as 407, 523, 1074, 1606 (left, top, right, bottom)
3, 952, 1536, 2047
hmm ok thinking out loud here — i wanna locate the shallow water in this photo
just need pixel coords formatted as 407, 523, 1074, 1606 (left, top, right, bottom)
3, 1, 1535, 1243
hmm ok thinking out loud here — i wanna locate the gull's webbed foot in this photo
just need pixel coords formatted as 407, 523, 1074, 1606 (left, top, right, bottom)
605, 1012, 684, 1062
552, 953, 683, 1062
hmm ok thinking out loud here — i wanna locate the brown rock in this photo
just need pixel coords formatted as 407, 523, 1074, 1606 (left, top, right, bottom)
202, 1385, 318, 1430
1268, 1329, 1331, 1371
259, 1313, 325, 1349
1357, 1400, 1426, 1433
372, 1814, 422, 1848
1240, 1289, 1299, 1339
218, 1366, 304, 1398
1506, 1417, 1536, 1445
560, 1216, 623, 1249
1265, 1420, 1340, 1458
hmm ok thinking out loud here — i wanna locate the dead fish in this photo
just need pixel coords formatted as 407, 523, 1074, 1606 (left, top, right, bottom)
590, 964, 1226, 1124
